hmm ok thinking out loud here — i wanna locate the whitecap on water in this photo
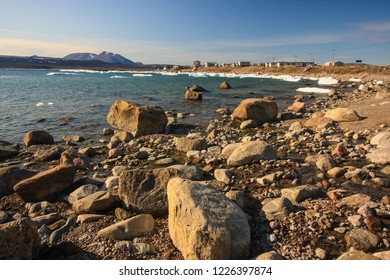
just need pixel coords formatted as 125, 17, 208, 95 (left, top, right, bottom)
36, 102, 45, 107
48, 102, 54, 106
133, 73, 153, 77
110, 75, 129, 79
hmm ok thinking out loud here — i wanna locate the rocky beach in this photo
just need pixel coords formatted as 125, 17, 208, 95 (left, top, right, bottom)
0, 66, 389, 260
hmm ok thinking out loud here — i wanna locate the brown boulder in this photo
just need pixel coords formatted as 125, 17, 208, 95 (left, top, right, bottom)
185, 87, 202, 100
106, 100, 167, 137
287, 101, 306, 113
72, 191, 116, 214
231, 98, 278, 125
324, 108, 360, 122
13, 164, 76, 202
0, 218, 40, 259
220, 81, 231, 89
23, 130, 54, 147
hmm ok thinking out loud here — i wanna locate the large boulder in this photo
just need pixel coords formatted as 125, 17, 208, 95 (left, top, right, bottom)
220, 81, 231, 89
185, 87, 202, 100
118, 168, 182, 216
0, 167, 36, 197
370, 132, 390, 148
366, 147, 390, 164
324, 108, 360, 122
98, 214, 154, 240
0, 218, 41, 259
345, 228, 380, 252
0, 141, 19, 159
106, 100, 168, 137
231, 98, 278, 125
167, 178, 250, 260
227, 141, 277, 166
13, 164, 76, 202
23, 130, 54, 147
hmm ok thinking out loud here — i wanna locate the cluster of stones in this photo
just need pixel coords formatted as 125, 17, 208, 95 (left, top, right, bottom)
0, 78, 389, 260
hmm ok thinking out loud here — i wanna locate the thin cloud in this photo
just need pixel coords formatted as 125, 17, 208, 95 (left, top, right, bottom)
354, 20, 390, 32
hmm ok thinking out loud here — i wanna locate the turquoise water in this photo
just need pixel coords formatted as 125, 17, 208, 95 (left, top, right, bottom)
0, 69, 308, 142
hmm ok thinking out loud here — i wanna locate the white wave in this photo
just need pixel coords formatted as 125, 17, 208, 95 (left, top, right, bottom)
318, 77, 338, 85
188, 72, 209, 78
296, 87, 331, 94
47, 102, 54, 106
161, 72, 179, 76
133, 73, 153, 77
47, 72, 81, 76
36, 102, 45, 107
110, 75, 129, 79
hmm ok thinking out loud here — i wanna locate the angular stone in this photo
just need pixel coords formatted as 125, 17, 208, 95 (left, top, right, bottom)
0, 218, 40, 259
76, 214, 105, 224
281, 185, 325, 204
366, 147, 390, 164
0, 141, 19, 159
0, 167, 36, 197
254, 250, 284, 260
373, 250, 390, 260
214, 169, 233, 184
34, 146, 63, 162
175, 136, 207, 152
231, 98, 278, 125
106, 100, 167, 137
316, 154, 336, 171
240, 119, 258, 129
168, 165, 204, 180
98, 214, 154, 240
327, 167, 346, 178
220, 81, 231, 89
23, 130, 54, 147
345, 228, 380, 251
167, 178, 250, 260
13, 164, 76, 202
261, 197, 294, 220
337, 250, 380, 260
370, 131, 390, 148
104, 176, 119, 190
72, 191, 115, 214
227, 141, 277, 166
304, 116, 334, 128
324, 108, 360, 122
288, 102, 306, 113
338, 194, 371, 207
67, 184, 100, 205
347, 215, 365, 227
221, 143, 241, 157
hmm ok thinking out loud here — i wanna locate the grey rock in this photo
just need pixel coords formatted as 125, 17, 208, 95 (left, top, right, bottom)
0, 218, 41, 259
214, 169, 233, 184
72, 191, 115, 214
281, 185, 325, 204
261, 197, 294, 220
227, 141, 277, 166
168, 164, 204, 180
0, 166, 36, 197
0, 210, 9, 224
98, 214, 154, 240
67, 184, 100, 205
175, 136, 207, 152
345, 228, 380, 251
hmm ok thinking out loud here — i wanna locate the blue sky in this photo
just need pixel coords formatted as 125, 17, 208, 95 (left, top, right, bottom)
1, 0, 390, 65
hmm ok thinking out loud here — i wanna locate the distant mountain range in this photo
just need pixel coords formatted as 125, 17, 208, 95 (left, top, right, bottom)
63, 51, 143, 67
0, 51, 155, 70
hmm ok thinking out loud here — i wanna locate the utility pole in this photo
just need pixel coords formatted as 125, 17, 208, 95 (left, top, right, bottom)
331, 49, 336, 63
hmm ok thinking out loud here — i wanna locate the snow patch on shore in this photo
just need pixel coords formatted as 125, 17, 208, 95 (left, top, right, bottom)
318, 77, 338, 85
296, 87, 331, 94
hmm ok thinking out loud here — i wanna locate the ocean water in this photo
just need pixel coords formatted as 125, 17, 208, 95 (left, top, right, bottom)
0, 69, 310, 143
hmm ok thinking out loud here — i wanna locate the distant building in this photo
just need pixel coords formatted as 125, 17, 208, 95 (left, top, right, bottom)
238, 61, 251, 67
266, 61, 314, 68
192, 60, 201, 68
323, 61, 344, 67
205, 62, 218, 67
